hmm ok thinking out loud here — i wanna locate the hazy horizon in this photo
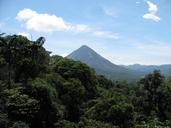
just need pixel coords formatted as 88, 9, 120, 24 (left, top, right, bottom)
0, 0, 171, 65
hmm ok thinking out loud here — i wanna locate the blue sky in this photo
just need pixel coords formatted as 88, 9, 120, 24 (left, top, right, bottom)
0, 0, 171, 65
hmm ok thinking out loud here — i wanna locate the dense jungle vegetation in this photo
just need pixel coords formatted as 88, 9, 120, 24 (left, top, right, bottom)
1, 34, 171, 128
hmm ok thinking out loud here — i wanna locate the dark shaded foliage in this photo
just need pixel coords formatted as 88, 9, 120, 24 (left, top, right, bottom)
0, 34, 171, 128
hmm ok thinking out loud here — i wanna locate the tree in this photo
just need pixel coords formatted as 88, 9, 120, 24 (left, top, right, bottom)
97, 75, 115, 89
135, 118, 171, 128
83, 91, 134, 128
53, 58, 98, 100
0, 35, 18, 88
60, 79, 85, 122
14, 36, 49, 83
27, 78, 60, 128
4, 86, 39, 125
0, 35, 49, 85
10, 121, 29, 128
133, 70, 168, 121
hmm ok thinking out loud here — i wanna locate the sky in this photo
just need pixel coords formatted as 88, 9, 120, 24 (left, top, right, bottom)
0, 0, 171, 65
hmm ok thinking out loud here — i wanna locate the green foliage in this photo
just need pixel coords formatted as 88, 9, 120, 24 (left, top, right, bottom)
133, 70, 171, 123
54, 120, 79, 128
10, 121, 29, 128
97, 75, 115, 89
83, 91, 134, 128
79, 118, 117, 128
135, 118, 171, 128
107, 103, 134, 127
55, 118, 117, 128
49, 55, 63, 67
4, 87, 39, 122
0, 113, 9, 128
28, 78, 60, 127
60, 79, 85, 122
53, 58, 98, 99
1, 34, 171, 128
0, 34, 49, 85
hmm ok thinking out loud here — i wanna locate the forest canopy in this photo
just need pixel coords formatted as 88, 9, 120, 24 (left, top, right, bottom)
0, 34, 171, 128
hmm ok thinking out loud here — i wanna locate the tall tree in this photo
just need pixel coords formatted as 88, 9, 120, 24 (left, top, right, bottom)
0, 35, 18, 88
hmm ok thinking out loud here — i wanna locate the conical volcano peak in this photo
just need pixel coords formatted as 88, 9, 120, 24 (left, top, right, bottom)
80, 45, 90, 49
67, 45, 143, 81
67, 45, 99, 60
78, 45, 93, 51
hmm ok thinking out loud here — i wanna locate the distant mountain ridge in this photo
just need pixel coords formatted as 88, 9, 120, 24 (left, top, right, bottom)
67, 45, 144, 81
123, 64, 171, 76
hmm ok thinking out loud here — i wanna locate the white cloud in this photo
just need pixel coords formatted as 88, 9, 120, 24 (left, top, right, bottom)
136, 1, 140, 4
16, 8, 90, 32
26, 14, 70, 32
143, 1, 160, 22
17, 32, 30, 38
93, 31, 120, 39
146, 1, 157, 12
16, 8, 120, 40
143, 13, 160, 22
16, 9, 38, 20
